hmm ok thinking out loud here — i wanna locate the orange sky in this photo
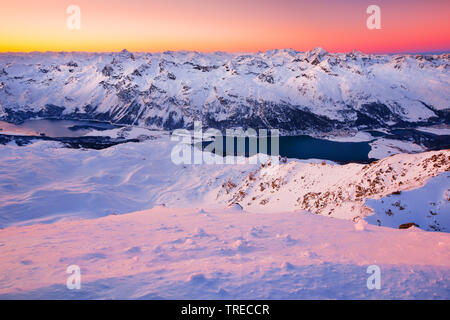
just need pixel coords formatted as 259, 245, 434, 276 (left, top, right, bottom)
0, 0, 449, 53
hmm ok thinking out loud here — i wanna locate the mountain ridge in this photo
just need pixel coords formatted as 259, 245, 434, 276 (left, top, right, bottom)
0, 48, 449, 134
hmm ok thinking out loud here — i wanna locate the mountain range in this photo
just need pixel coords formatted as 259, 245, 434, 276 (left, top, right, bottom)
0, 48, 449, 134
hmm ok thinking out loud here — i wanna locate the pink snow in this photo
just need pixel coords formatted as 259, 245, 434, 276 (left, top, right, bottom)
0, 206, 449, 299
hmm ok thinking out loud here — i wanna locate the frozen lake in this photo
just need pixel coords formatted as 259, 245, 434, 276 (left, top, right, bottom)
0, 119, 118, 138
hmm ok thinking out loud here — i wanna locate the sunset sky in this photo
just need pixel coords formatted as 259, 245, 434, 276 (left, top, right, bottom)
0, 0, 449, 53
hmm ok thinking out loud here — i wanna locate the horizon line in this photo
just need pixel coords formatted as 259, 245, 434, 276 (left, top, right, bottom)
1, 48, 449, 56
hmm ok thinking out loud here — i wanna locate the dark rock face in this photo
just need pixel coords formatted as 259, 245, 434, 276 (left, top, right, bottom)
2, 101, 449, 139
399, 222, 420, 229
3, 109, 38, 124
257, 73, 274, 84
0, 133, 139, 150
102, 65, 114, 77
37, 104, 66, 119
360, 103, 399, 124
384, 129, 450, 150
3, 104, 65, 124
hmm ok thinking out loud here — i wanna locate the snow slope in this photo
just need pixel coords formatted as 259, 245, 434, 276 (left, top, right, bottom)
0, 49, 449, 134
0, 135, 448, 299
0, 206, 449, 299
0, 135, 448, 229
0, 136, 258, 227
368, 138, 425, 159
215, 150, 450, 224
365, 173, 450, 232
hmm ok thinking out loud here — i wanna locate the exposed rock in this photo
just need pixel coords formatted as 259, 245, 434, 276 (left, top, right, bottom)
399, 222, 420, 229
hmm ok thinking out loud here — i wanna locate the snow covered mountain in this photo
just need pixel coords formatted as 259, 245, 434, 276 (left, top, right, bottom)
0, 48, 449, 134
216, 150, 450, 230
